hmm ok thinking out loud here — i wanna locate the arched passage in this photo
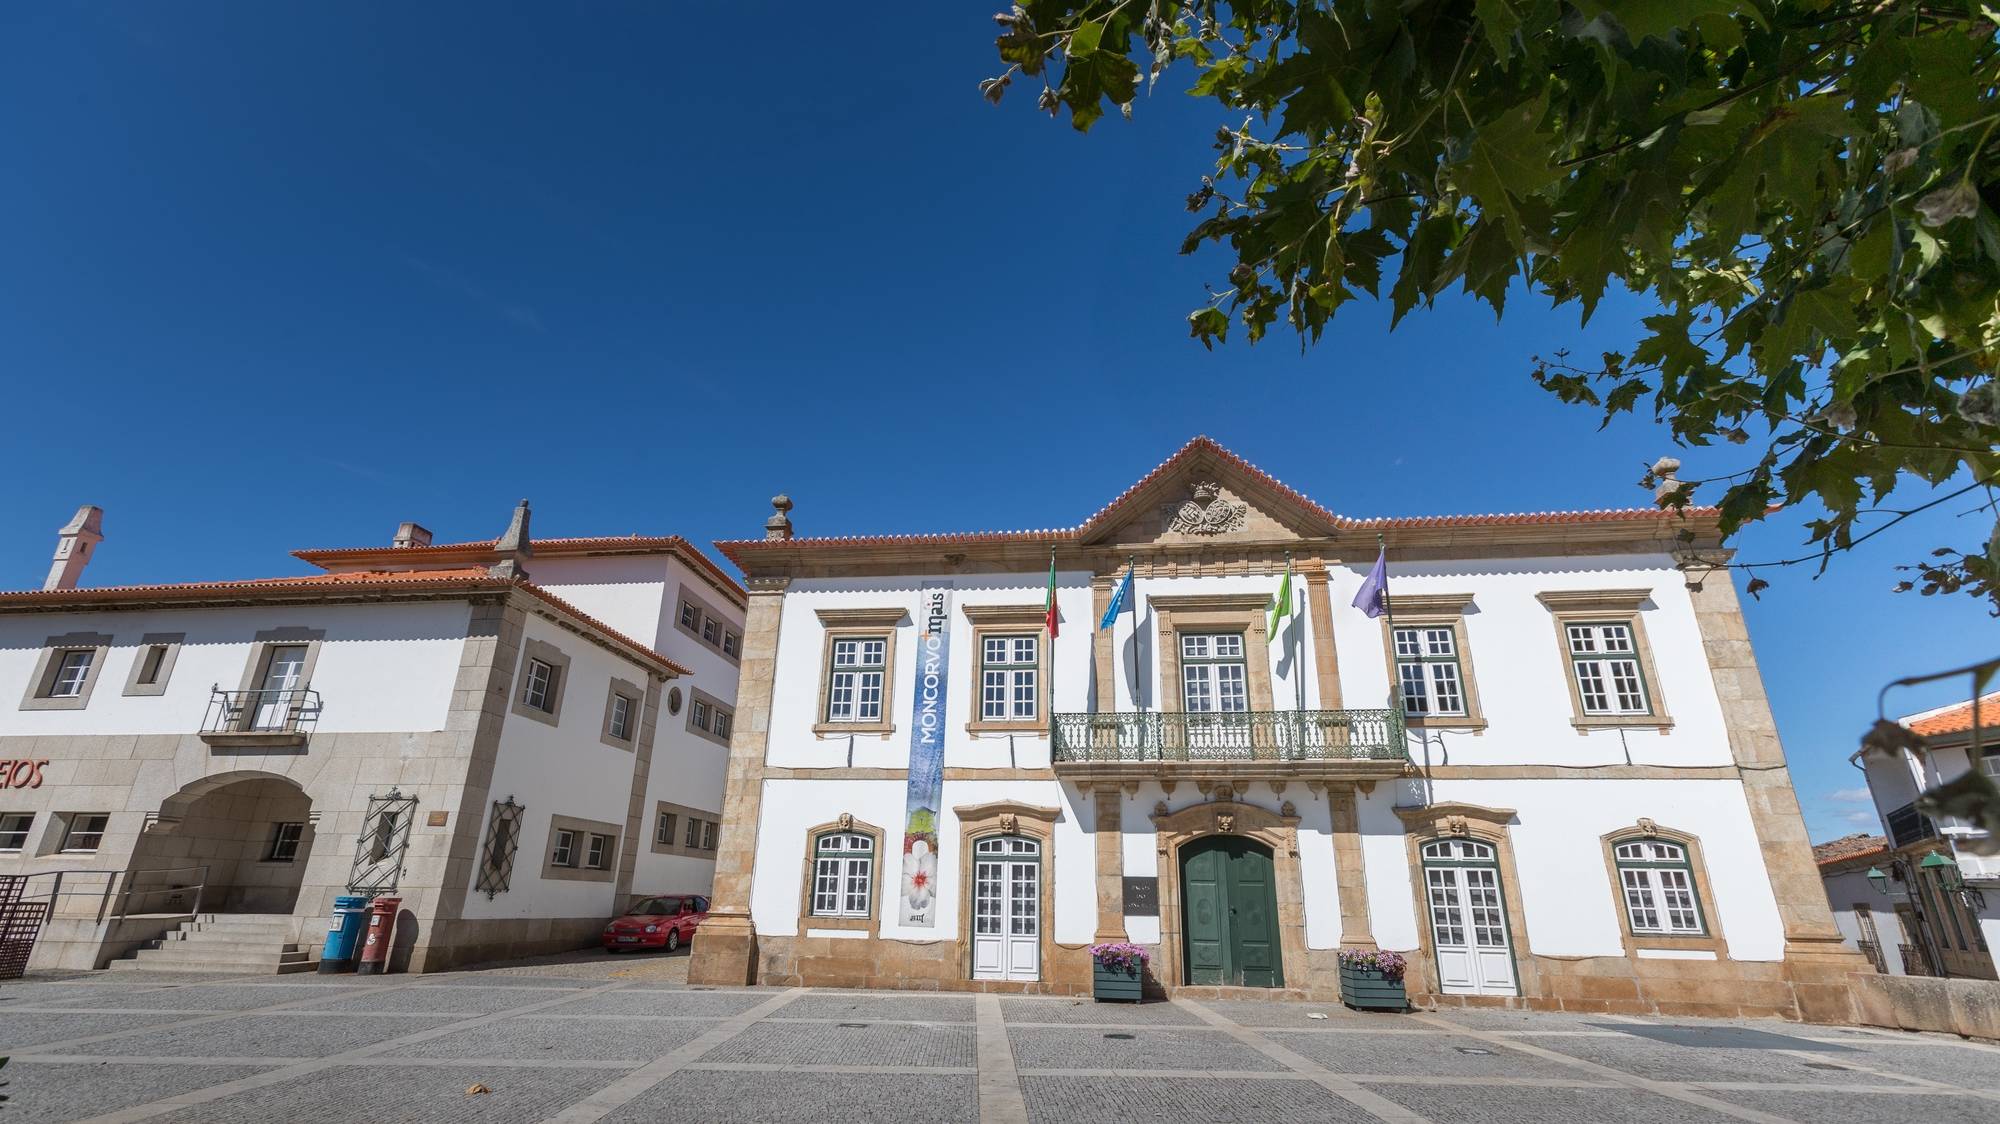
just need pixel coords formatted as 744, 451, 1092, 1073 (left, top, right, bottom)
128, 771, 315, 914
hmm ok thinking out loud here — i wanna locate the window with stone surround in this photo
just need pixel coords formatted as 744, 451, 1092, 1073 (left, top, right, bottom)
982, 635, 1039, 721
1612, 839, 1706, 935
477, 799, 524, 898
552, 828, 577, 867
20, 632, 113, 711
1181, 632, 1248, 713
266, 822, 305, 863
123, 633, 184, 697
656, 811, 678, 845
813, 607, 904, 736
0, 813, 33, 852
542, 816, 617, 882
511, 637, 571, 728
810, 832, 874, 918
1379, 594, 1486, 729
1536, 590, 1673, 729
59, 813, 109, 853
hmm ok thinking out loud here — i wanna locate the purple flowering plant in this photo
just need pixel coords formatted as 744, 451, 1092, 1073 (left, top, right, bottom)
1087, 942, 1150, 973
1337, 947, 1407, 982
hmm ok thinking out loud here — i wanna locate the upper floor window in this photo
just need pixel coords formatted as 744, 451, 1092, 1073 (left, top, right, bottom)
1181, 632, 1247, 713
1612, 839, 1706, 935
585, 832, 612, 870
981, 634, 1039, 722
702, 617, 722, 646
679, 600, 702, 630
656, 811, 678, 845
49, 651, 94, 697
523, 657, 558, 713
1566, 623, 1650, 716
552, 828, 577, 867
826, 636, 888, 723
811, 831, 874, 917
1536, 591, 1671, 729
608, 693, 633, 741
1395, 626, 1466, 717
723, 630, 741, 658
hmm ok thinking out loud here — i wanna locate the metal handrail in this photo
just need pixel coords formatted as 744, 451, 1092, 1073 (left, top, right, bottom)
203, 686, 321, 734
13, 865, 210, 923
1051, 708, 1407, 763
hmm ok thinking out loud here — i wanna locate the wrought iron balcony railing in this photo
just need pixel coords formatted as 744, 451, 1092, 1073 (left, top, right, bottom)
202, 687, 322, 736
1051, 709, 1406, 764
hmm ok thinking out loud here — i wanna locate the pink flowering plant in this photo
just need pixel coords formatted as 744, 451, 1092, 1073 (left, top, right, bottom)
1087, 942, 1150, 973
1337, 948, 1407, 982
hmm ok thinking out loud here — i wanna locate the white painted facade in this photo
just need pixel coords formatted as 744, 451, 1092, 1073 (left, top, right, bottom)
0, 517, 741, 973
693, 440, 1852, 1013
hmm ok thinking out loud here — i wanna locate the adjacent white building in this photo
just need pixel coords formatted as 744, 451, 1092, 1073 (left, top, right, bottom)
1824, 693, 2000, 979
688, 438, 1865, 1020
0, 503, 741, 972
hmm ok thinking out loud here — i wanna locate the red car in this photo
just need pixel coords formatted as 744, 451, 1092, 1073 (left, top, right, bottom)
602, 894, 709, 954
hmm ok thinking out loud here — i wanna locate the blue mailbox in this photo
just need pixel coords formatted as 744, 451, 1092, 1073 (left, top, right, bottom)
318, 894, 371, 974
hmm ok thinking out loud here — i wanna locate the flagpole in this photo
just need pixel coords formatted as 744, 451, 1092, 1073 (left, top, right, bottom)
1048, 546, 1057, 744
1378, 533, 1400, 712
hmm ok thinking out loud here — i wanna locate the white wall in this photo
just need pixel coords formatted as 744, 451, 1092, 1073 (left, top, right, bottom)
1822, 866, 1907, 975
0, 601, 470, 738
1329, 553, 1735, 769
460, 612, 650, 922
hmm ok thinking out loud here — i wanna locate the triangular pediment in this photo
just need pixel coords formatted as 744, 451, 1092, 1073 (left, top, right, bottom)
1077, 438, 1340, 548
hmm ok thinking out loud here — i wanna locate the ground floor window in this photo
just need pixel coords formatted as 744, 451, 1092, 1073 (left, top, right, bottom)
810, 832, 874, 918
265, 822, 305, 863
1612, 838, 1706, 935
0, 813, 32, 851
1420, 837, 1517, 996
59, 813, 109, 853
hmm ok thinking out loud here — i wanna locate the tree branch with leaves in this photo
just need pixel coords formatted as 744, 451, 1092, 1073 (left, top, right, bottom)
988, 0, 2000, 608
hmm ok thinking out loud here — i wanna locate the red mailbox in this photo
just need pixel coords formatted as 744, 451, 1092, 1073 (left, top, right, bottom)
355, 895, 402, 976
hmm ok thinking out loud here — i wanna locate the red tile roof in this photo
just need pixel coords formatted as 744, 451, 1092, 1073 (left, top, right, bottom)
1814, 833, 1889, 868
0, 569, 689, 677
1904, 692, 2000, 740
718, 435, 1716, 563
293, 535, 746, 605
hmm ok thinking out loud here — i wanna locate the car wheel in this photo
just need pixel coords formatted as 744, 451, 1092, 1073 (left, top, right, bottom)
666, 929, 680, 953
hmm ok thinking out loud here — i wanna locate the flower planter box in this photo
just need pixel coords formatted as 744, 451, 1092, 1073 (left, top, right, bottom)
1092, 961, 1144, 1002
1339, 963, 1408, 1011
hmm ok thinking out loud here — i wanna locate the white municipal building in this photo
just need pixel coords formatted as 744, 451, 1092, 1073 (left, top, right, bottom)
687, 437, 1865, 1018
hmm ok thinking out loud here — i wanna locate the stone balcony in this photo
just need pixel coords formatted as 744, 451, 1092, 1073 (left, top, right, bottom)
1049, 708, 1409, 785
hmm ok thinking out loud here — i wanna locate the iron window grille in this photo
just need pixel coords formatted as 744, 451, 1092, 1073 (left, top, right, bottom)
349, 790, 417, 893
477, 797, 524, 899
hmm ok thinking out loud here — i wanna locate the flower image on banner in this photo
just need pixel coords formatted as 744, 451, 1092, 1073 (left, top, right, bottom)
898, 582, 951, 926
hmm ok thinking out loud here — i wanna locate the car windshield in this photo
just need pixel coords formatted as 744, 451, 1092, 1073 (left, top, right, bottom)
633, 897, 683, 916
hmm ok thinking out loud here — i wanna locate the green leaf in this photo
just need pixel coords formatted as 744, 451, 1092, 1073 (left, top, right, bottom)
1472, 0, 1524, 56
1069, 21, 1103, 58
1451, 94, 1557, 249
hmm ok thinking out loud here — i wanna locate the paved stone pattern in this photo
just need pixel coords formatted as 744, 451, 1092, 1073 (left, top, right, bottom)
6, 957, 2000, 1124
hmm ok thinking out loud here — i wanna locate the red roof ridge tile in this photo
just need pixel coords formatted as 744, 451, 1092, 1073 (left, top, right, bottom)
1903, 691, 2000, 739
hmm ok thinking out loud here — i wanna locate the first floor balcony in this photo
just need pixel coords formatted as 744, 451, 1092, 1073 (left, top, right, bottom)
1050, 708, 1408, 783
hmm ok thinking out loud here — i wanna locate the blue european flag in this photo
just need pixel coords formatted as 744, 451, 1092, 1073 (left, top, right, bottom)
1099, 563, 1134, 630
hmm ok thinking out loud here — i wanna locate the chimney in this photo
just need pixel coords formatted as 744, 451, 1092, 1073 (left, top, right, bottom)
1650, 457, 1686, 504
765, 494, 794, 541
393, 522, 433, 549
488, 500, 533, 580
44, 505, 105, 591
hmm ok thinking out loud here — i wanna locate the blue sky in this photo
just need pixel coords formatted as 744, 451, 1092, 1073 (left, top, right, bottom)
1, 2, 1990, 842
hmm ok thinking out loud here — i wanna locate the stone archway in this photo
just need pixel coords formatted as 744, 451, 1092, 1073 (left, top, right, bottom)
1151, 797, 1309, 994
129, 771, 315, 914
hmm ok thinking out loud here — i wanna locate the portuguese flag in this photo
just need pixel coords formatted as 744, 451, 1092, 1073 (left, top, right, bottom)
1044, 553, 1059, 638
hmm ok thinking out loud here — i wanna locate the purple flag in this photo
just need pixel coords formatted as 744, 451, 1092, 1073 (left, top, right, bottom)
1352, 547, 1388, 619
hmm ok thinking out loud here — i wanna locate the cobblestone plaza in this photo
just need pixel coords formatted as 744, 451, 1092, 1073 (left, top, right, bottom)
4, 956, 1997, 1123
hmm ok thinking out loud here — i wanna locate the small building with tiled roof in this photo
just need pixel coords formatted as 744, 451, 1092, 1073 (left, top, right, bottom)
1832, 690, 2000, 981
689, 436, 1867, 1021
1, 501, 743, 974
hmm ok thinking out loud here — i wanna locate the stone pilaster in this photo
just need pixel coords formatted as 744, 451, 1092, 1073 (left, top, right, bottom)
1686, 565, 1867, 1021
1090, 574, 1115, 710
612, 674, 665, 906
1328, 785, 1375, 949
687, 577, 789, 986
1092, 784, 1126, 943
1302, 564, 1343, 709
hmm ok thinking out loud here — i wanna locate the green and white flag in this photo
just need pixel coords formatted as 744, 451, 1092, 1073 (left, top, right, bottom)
1268, 560, 1294, 638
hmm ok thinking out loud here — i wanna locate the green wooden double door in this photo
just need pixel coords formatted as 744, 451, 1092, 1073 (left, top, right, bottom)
1180, 835, 1282, 988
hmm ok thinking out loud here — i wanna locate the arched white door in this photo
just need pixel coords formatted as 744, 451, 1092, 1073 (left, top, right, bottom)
1421, 838, 1517, 996
971, 836, 1040, 981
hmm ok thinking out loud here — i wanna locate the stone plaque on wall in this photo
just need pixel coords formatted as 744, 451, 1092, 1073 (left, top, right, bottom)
1122, 876, 1160, 917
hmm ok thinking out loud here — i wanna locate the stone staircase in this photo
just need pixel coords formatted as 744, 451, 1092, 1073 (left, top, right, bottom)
109, 913, 313, 974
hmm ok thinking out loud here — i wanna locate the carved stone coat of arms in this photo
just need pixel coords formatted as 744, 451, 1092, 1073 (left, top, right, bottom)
1163, 481, 1248, 536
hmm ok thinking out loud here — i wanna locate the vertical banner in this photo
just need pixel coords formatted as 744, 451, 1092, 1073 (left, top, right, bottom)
898, 581, 952, 926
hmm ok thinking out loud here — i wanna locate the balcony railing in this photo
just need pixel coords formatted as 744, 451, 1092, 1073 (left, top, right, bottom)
1052, 709, 1406, 764
202, 687, 321, 737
